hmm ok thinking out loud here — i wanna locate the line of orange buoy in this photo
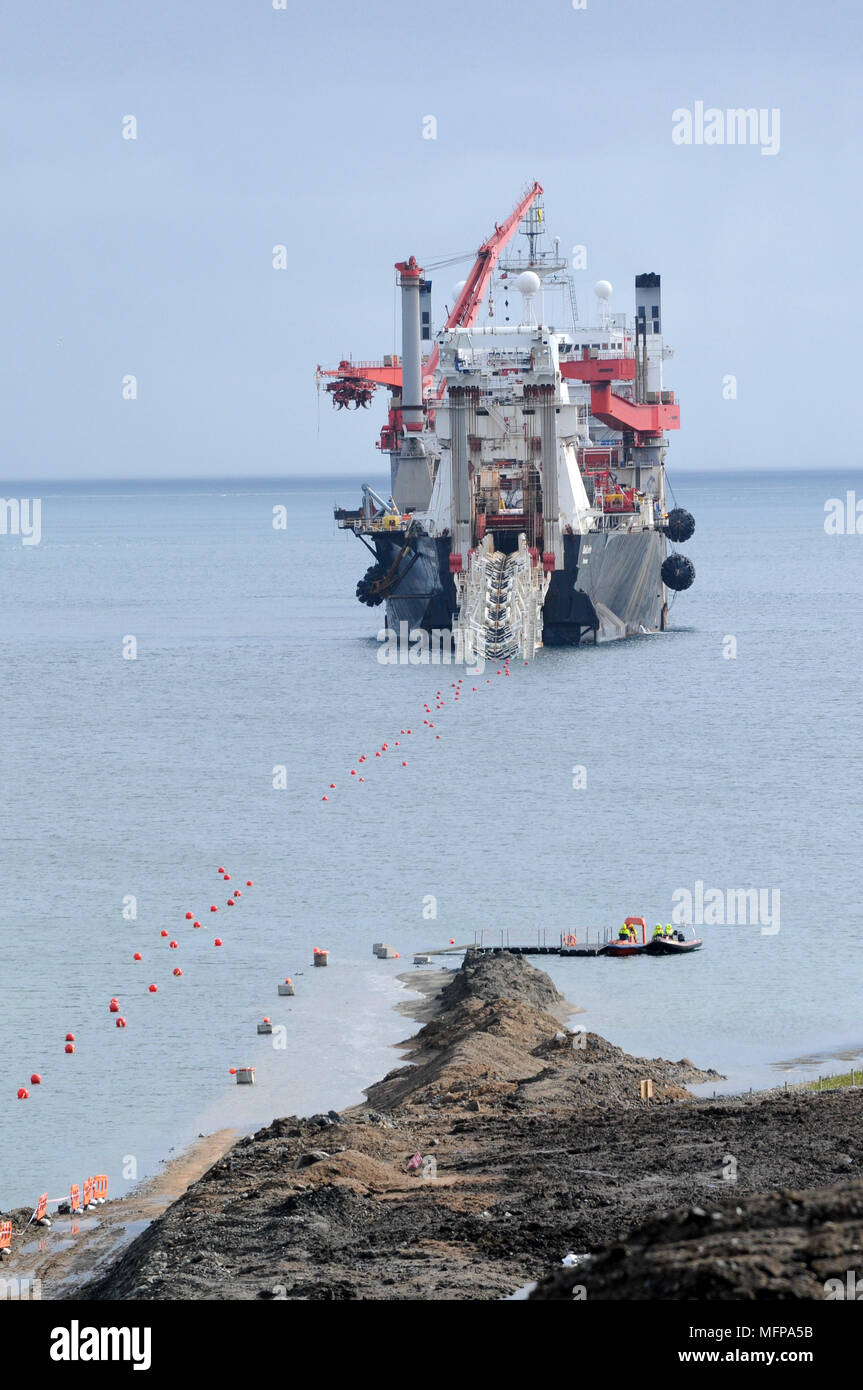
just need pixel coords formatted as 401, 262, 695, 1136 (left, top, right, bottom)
320, 658, 522, 801
16, 866, 258, 1102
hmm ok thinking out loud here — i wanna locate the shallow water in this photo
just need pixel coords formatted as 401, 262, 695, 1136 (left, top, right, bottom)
1, 470, 862, 1206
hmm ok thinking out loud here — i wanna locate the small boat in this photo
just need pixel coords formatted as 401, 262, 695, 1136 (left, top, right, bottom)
603, 916, 648, 957
604, 937, 649, 957
645, 926, 703, 956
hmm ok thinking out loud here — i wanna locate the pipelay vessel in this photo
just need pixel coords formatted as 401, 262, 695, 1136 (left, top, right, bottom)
321, 182, 695, 658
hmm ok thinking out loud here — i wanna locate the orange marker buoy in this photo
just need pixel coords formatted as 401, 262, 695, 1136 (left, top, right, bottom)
214, 937, 223, 946
160, 930, 169, 938
226, 899, 234, 906
233, 890, 241, 898
30, 1073, 41, 1085
350, 770, 357, 776
109, 1001, 119, 1013
65, 1033, 75, 1042
375, 752, 381, 758
449, 938, 455, 945
173, 968, 182, 977
185, 912, 193, 920
116, 1017, 127, 1028
322, 795, 329, 801
169, 940, 178, 949
224, 874, 231, 881
436, 735, 441, 739
64, 1043, 75, 1054
148, 984, 158, 993
218, 867, 225, 874
263, 1017, 270, 1024
17, 1087, 29, 1100
133, 952, 142, 960
210, 905, 219, 912
193, 920, 202, 929
359, 777, 365, 782
402, 761, 407, 766
246, 881, 252, 887
407, 729, 412, 734
229, 1067, 237, 1075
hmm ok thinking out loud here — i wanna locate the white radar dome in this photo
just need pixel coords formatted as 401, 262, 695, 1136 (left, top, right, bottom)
514, 271, 541, 296
594, 279, 613, 300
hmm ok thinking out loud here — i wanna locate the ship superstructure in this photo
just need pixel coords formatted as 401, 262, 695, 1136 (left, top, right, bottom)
321, 183, 694, 655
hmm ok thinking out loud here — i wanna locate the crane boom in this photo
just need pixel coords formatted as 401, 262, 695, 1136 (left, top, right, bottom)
423, 181, 543, 386
448, 181, 543, 331
317, 182, 545, 436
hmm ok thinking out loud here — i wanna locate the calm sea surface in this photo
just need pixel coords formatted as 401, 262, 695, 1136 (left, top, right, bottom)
1, 470, 862, 1206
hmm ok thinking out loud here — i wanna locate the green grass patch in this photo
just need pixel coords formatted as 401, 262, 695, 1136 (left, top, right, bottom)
805, 1071, 863, 1092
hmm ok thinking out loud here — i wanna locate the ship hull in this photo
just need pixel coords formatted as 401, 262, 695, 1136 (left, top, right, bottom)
365, 529, 666, 646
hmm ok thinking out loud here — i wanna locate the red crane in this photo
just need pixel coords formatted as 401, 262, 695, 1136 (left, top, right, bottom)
317, 182, 544, 439
425, 179, 543, 380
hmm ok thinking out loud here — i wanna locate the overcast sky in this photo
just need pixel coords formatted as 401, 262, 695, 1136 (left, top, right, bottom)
1, 0, 860, 479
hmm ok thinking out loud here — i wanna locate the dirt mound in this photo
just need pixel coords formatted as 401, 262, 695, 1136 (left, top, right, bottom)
299, 1149, 414, 1193
367, 992, 577, 1111
366, 955, 716, 1113
519, 1030, 719, 1109
439, 949, 570, 1016
531, 1173, 863, 1300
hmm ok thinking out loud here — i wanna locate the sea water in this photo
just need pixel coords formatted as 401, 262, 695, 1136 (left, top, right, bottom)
1, 470, 861, 1206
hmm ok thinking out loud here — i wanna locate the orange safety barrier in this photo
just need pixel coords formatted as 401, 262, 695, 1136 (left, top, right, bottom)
82, 1177, 93, 1209
0, 1221, 12, 1250
70, 1183, 81, 1213
92, 1175, 108, 1202
32, 1193, 48, 1224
